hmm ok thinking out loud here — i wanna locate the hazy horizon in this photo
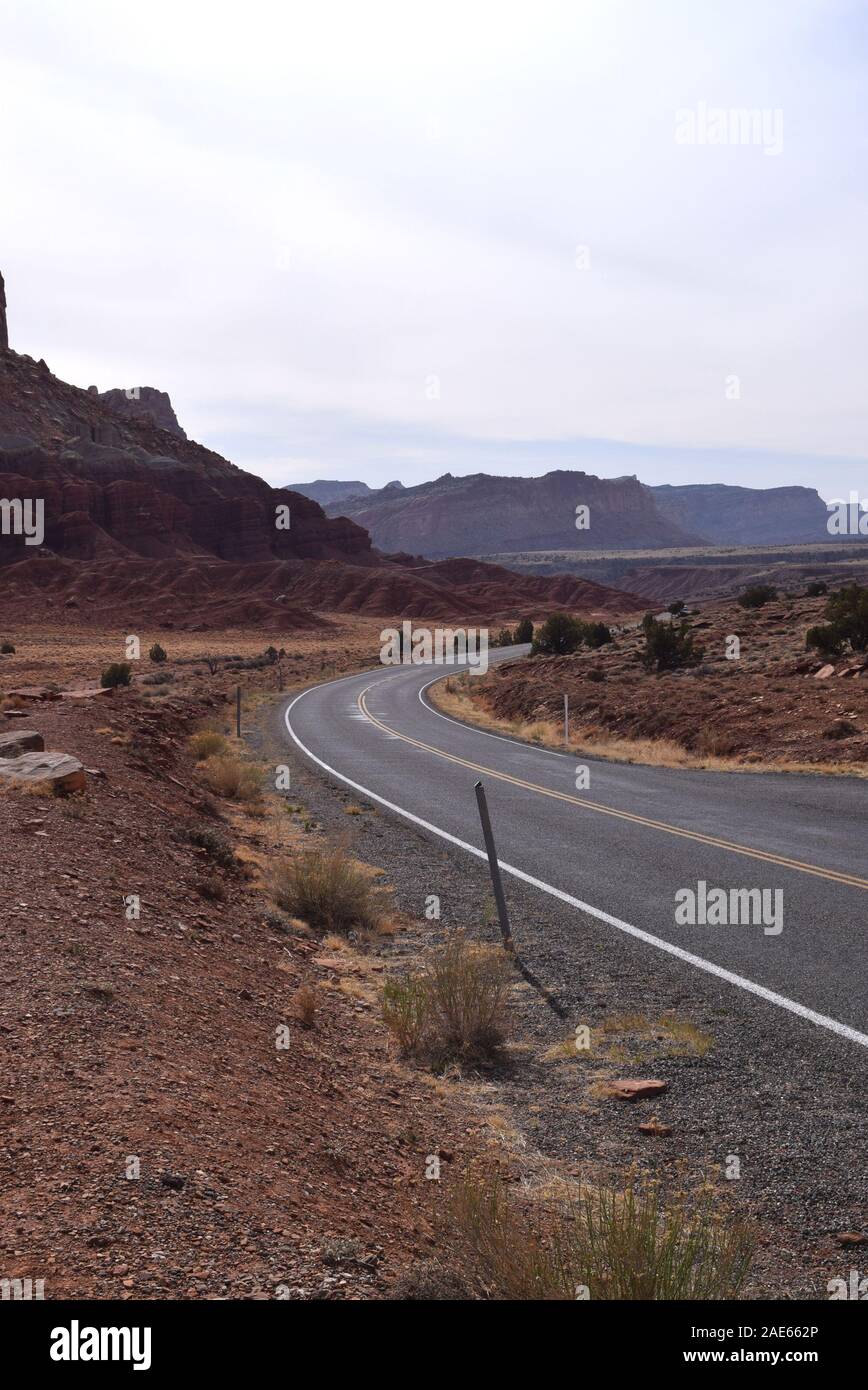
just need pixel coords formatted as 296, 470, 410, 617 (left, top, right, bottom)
3, 0, 867, 503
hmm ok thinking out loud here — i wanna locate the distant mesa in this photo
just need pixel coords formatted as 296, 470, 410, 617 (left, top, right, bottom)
325, 468, 835, 557
290, 479, 374, 505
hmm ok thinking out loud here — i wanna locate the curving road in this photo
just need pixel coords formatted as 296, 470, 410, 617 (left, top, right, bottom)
284, 646, 868, 1047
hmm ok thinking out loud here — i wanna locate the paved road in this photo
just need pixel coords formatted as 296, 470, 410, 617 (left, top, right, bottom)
284, 647, 868, 1047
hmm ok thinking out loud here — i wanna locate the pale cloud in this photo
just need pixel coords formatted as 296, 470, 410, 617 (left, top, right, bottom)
1, 0, 866, 498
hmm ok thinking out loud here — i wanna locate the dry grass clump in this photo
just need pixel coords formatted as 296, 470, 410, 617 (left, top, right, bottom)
189, 730, 230, 760
271, 846, 384, 933
444, 1168, 753, 1301
201, 754, 262, 802
293, 985, 318, 1028
382, 930, 511, 1068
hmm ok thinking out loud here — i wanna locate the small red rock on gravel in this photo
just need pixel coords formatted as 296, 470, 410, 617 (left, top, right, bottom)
610, 1079, 669, 1102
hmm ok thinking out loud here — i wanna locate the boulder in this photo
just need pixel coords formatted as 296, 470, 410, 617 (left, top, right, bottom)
0, 729, 44, 757
814, 664, 835, 680
0, 751, 86, 793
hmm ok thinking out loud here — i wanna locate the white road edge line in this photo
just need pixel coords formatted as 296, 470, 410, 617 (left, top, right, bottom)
417, 674, 564, 757
284, 681, 868, 1051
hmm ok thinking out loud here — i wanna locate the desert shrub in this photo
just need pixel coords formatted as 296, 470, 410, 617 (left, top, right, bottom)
100, 662, 132, 689
805, 580, 828, 597
202, 754, 262, 802
444, 1169, 754, 1301
143, 669, 174, 685
531, 613, 585, 656
641, 617, 703, 672
823, 719, 858, 740
0, 641, 15, 654
293, 985, 318, 1028
492, 628, 514, 648
271, 846, 383, 933
668, 600, 686, 616
737, 584, 777, 609
197, 874, 227, 902
149, 642, 168, 663
513, 617, 534, 644
382, 930, 510, 1067
826, 583, 868, 652
186, 825, 237, 869
582, 621, 612, 649
189, 730, 229, 760
806, 624, 844, 657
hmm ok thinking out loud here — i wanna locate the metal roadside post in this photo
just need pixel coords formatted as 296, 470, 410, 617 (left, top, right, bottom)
474, 780, 514, 954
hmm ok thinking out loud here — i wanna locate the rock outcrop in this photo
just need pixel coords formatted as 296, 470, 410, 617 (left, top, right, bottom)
0, 349, 373, 565
0, 270, 8, 350
99, 386, 187, 438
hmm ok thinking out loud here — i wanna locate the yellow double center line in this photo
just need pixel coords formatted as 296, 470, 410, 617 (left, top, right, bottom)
358, 687, 868, 892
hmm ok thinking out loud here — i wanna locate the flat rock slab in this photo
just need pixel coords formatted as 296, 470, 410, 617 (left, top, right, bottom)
0, 730, 44, 758
609, 1079, 669, 1102
6, 687, 63, 701
0, 751, 86, 793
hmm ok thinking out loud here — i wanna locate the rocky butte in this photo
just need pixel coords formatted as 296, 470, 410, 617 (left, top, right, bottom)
0, 269, 8, 350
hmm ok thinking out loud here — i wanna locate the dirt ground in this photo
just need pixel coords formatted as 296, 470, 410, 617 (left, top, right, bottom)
0, 621, 494, 1300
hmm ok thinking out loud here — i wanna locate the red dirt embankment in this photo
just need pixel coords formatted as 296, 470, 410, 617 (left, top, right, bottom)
465, 594, 868, 769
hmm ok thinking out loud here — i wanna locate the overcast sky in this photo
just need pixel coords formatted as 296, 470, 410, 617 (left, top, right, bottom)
2, 0, 867, 499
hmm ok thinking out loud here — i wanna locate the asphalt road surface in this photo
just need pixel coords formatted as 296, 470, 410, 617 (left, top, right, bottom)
284, 647, 868, 1048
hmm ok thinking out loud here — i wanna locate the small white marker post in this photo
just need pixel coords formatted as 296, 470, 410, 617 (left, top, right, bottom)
564, 693, 569, 747
236, 685, 242, 739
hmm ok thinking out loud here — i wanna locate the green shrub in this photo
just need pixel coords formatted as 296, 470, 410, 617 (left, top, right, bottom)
737, 584, 777, 609
582, 621, 612, 649
805, 580, 828, 597
492, 628, 514, 648
531, 613, 585, 656
806, 624, 844, 657
641, 617, 703, 672
668, 601, 686, 616
513, 617, 534, 645
826, 583, 868, 652
100, 662, 132, 689
0, 641, 15, 654
148, 642, 168, 663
